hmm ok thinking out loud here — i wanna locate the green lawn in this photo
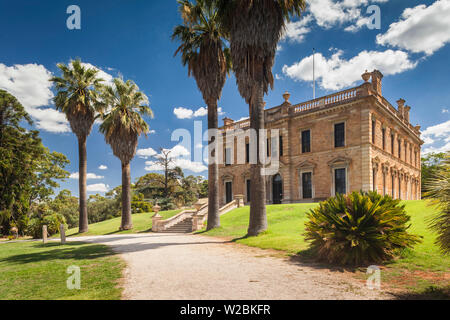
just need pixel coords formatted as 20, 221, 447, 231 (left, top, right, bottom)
0, 241, 124, 300
200, 201, 450, 297
65, 209, 183, 237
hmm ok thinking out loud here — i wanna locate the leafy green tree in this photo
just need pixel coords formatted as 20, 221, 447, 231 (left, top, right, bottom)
0, 90, 69, 235
51, 59, 105, 233
216, 0, 307, 236
99, 78, 153, 230
173, 0, 232, 230
48, 190, 80, 228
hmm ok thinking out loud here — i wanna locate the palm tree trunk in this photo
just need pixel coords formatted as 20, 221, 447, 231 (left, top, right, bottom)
78, 136, 89, 233
207, 100, 220, 230
247, 81, 268, 236
121, 162, 133, 230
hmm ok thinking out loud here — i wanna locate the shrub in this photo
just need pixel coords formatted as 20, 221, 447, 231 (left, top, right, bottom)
304, 191, 422, 266
27, 212, 67, 239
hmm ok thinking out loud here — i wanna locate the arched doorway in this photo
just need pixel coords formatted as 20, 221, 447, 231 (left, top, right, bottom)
272, 174, 283, 205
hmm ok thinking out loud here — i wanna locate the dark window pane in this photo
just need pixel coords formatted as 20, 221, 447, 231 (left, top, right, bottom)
267, 138, 270, 157
245, 143, 250, 163
302, 130, 311, 153
391, 135, 395, 154
302, 172, 313, 199
335, 168, 346, 195
226, 182, 233, 203
279, 136, 283, 156
382, 129, 386, 150
335, 123, 345, 148
246, 180, 251, 203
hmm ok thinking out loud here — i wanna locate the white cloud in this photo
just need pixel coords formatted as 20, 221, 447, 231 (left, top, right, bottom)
422, 120, 450, 154
163, 145, 190, 158
194, 107, 208, 117
69, 172, 105, 180
136, 147, 158, 159
149, 130, 156, 134
281, 15, 312, 43
98, 165, 108, 170
282, 49, 417, 91
0, 63, 70, 133
144, 145, 207, 173
87, 183, 110, 193
174, 106, 224, 119
376, 0, 450, 55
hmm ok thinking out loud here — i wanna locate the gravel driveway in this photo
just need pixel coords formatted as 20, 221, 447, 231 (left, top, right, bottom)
69, 233, 392, 300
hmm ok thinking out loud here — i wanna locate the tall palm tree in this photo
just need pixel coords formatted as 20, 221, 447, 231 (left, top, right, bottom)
216, 0, 307, 236
172, 0, 232, 230
99, 78, 153, 230
51, 59, 104, 233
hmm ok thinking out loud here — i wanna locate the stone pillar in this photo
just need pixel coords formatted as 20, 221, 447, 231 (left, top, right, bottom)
60, 224, 66, 245
234, 195, 244, 208
152, 214, 162, 232
191, 214, 202, 232
42, 225, 48, 244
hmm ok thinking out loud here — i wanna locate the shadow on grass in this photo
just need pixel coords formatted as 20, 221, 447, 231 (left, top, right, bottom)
390, 286, 450, 300
0, 242, 116, 265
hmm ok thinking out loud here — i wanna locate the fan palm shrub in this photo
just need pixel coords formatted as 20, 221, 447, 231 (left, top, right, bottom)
215, 0, 307, 236
98, 78, 153, 230
51, 59, 105, 233
425, 152, 450, 254
304, 191, 422, 266
172, 0, 232, 230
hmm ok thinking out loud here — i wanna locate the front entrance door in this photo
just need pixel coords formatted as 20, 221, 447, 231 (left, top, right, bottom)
272, 174, 283, 205
225, 181, 233, 204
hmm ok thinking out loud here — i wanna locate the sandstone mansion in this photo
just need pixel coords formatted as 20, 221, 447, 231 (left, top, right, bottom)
218, 70, 423, 206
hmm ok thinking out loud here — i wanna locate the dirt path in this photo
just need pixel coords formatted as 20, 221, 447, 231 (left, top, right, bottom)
69, 233, 393, 300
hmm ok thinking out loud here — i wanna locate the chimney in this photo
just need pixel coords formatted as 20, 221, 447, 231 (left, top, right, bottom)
223, 117, 234, 127
371, 70, 384, 96
397, 99, 405, 119
404, 106, 411, 123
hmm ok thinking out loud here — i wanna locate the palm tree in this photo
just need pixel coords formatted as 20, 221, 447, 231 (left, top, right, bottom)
99, 78, 153, 230
425, 152, 450, 254
172, 0, 232, 230
51, 59, 104, 233
216, 0, 307, 236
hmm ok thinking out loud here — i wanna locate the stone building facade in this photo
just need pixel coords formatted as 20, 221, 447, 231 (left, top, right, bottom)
218, 70, 423, 206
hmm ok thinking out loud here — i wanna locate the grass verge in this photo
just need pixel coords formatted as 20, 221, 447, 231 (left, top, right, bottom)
0, 241, 124, 300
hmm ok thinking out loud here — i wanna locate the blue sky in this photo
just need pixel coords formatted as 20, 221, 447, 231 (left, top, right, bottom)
1, 0, 449, 196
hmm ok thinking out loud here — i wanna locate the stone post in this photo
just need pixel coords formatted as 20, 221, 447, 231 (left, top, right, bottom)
235, 195, 245, 208
60, 224, 66, 245
152, 214, 162, 232
42, 225, 48, 244
191, 214, 201, 232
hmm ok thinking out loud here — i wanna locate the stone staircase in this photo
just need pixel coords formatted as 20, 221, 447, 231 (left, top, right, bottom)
152, 195, 245, 234
163, 217, 193, 233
